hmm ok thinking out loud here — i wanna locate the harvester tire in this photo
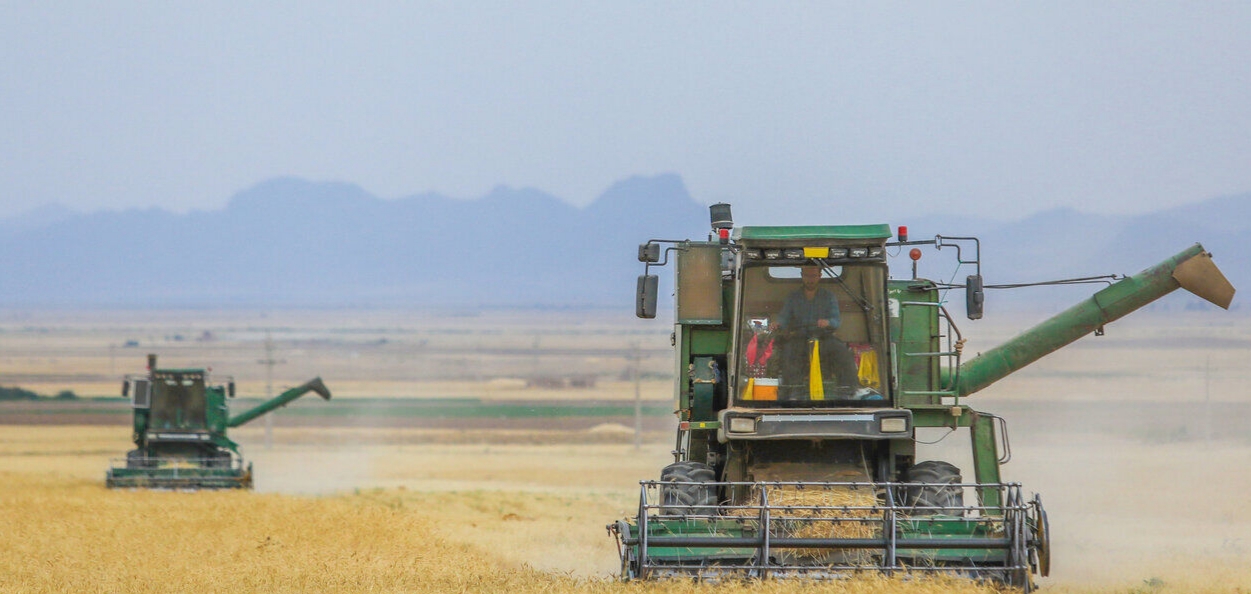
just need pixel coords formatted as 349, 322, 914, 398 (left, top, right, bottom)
125, 449, 154, 469
901, 460, 964, 515
1031, 494, 1051, 578
206, 452, 232, 469
660, 461, 717, 516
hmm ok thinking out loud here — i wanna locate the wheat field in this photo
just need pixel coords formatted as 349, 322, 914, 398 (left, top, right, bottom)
1, 424, 1249, 593
0, 426, 1009, 594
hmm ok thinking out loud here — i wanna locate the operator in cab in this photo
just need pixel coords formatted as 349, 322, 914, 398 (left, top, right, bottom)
775, 265, 861, 400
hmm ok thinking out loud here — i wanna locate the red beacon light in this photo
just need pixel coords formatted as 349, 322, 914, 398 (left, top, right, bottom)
718, 228, 730, 244
897, 225, 908, 243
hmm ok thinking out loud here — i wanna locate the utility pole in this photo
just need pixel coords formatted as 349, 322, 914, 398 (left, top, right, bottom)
1204, 352, 1212, 444
257, 332, 285, 449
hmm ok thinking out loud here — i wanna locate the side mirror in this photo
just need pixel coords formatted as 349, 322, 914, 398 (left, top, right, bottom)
638, 243, 661, 263
966, 274, 984, 320
228, 382, 236, 398
121, 380, 129, 397
132, 379, 151, 409
636, 274, 659, 319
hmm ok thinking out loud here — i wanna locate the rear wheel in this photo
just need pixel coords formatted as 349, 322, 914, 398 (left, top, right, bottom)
660, 461, 717, 515
901, 460, 964, 515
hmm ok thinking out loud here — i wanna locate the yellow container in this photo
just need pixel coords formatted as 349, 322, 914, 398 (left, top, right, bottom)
753, 378, 778, 401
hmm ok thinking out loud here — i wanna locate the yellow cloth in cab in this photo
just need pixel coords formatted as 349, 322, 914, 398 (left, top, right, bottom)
809, 341, 824, 400
858, 349, 880, 389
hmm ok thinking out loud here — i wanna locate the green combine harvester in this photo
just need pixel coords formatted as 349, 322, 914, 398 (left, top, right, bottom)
106, 354, 332, 489
610, 204, 1235, 589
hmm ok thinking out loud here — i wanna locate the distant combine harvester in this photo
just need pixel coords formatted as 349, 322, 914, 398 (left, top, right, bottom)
106, 354, 331, 490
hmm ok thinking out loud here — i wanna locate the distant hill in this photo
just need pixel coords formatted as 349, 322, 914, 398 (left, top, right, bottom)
904, 193, 1248, 312
0, 174, 707, 307
0, 203, 77, 236
0, 177, 1244, 312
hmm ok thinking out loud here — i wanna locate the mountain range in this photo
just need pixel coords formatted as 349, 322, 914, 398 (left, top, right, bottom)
0, 175, 1245, 311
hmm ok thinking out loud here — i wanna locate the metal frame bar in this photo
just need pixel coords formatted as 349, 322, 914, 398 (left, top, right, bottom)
107, 455, 248, 471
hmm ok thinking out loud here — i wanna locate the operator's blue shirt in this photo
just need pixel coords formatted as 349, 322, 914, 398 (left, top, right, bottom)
777, 287, 840, 332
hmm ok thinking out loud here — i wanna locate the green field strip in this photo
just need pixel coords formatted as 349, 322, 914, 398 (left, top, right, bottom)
1, 398, 676, 419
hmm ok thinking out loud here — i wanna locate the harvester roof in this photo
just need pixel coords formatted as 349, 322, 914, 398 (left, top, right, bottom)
734, 224, 891, 242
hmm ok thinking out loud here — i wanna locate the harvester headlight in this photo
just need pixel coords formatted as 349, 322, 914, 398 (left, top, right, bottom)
783, 248, 805, 259
764, 249, 782, 260
868, 247, 884, 258
744, 249, 762, 260
828, 248, 848, 258
880, 417, 908, 433
849, 247, 869, 258
728, 417, 757, 433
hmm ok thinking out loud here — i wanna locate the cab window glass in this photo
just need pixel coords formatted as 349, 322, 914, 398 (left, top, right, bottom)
736, 263, 887, 407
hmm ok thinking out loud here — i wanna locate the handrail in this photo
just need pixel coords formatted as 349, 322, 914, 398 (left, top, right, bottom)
896, 301, 963, 405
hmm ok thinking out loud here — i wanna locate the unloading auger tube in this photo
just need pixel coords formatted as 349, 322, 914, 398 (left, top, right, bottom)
226, 377, 332, 427
950, 244, 1235, 397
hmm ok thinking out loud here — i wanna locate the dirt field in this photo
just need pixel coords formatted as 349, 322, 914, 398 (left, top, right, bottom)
0, 308, 675, 399
2, 308, 1250, 592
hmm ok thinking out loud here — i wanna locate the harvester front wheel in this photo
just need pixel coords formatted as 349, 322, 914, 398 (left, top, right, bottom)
901, 460, 964, 515
125, 449, 154, 469
660, 461, 717, 516
206, 451, 233, 469
1031, 494, 1051, 577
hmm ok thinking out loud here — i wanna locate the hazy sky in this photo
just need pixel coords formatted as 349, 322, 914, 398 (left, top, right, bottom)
2, 2, 1249, 224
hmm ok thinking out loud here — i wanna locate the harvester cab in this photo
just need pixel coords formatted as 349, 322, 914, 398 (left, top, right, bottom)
612, 203, 1234, 588
106, 353, 332, 489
